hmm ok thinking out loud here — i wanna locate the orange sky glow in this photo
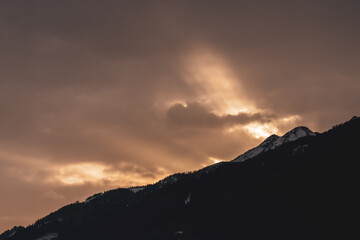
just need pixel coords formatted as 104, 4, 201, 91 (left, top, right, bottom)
1, 0, 359, 233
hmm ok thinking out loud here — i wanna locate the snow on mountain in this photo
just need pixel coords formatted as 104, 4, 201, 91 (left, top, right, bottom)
155, 174, 179, 189
233, 126, 316, 163
84, 126, 316, 204
36, 233, 58, 240
129, 186, 145, 193
185, 193, 191, 205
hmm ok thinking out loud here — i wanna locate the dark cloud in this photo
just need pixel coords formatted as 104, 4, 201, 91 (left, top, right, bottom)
167, 101, 274, 128
0, 0, 359, 232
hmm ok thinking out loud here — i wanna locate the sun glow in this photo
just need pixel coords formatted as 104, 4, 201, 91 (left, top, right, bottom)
180, 49, 282, 139
183, 50, 253, 115
244, 123, 279, 139
209, 157, 224, 164
177, 49, 301, 140
281, 115, 301, 123
52, 162, 169, 188
55, 163, 114, 185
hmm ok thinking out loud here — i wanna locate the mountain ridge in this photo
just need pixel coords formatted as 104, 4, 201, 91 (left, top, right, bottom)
233, 126, 317, 163
1, 116, 359, 240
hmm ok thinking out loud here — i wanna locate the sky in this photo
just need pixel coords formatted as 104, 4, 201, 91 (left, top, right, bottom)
1, 0, 359, 232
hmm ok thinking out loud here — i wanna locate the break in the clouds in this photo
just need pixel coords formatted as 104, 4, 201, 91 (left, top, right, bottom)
1, 0, 360, 232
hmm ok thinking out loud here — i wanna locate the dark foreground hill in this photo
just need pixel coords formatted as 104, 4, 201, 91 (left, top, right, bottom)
1, 116, 359, 240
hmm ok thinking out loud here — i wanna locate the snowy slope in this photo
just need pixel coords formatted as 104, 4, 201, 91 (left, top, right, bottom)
233, 126, 316, 163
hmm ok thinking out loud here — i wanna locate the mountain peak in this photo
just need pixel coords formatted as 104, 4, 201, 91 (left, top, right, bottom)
233, 125, 315, 163
282, 126, 315, 141
261, 134, 280, 144
350, 116, 359, 121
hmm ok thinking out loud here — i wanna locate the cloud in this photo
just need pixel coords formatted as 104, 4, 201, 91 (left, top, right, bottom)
0, 0, 360, 232
166, 101, 274, 129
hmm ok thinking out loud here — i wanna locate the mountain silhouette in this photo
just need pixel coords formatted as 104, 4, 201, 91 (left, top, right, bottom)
1, 116, 359, 240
